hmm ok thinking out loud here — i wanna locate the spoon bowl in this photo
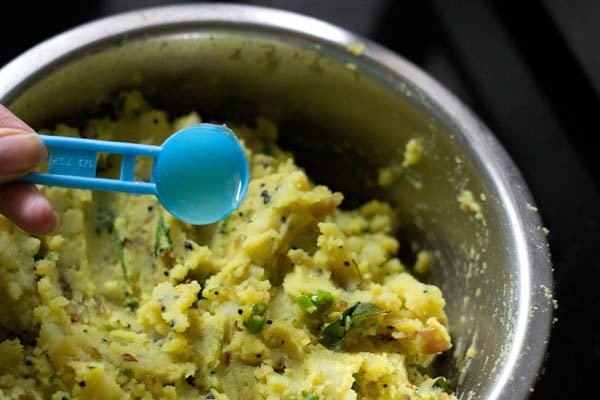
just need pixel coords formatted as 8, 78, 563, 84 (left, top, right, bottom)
153, 124, 250, 224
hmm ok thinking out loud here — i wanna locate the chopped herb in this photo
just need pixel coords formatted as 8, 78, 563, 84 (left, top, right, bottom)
261, 143, 273, 155
118, 242, 127, 279
124, 297, 139, 312
304, 395, 319, 400
433, 376, 449, 392
244, 302, 269, 333
318, 302, 383, 351
154, 214, 173, 256
352, 259, 362, 280
95, 208, 114, 235
218, 217, 233, 234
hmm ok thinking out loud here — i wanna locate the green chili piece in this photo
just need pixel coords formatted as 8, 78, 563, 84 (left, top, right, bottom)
244, 302, 269, 333
295, 295, 316, 313
296, 290, 333, 314
311, 289, 333, 311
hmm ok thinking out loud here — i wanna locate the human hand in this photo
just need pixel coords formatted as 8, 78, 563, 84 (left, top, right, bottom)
0, 105, 58, 235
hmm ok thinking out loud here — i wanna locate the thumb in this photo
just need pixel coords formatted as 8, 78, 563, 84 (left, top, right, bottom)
0, 128, 48, 183
0, 105, 46, 183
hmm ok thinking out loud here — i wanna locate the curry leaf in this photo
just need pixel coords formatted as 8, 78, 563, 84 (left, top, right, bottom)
318, 302, 383, 351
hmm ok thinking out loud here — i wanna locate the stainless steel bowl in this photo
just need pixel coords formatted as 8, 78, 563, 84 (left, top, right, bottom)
0, 4, 553, 399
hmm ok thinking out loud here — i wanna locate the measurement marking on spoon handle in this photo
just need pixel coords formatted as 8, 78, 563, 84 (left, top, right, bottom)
21, 135, 161, 195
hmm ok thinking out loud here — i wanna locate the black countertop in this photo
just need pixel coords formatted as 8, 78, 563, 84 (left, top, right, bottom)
2, 1, 599, 398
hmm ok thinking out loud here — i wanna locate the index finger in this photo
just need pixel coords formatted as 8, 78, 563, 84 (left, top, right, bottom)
0, 104, 33, 132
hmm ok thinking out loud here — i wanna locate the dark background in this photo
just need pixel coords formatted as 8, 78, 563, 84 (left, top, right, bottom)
2, 1, 598, 398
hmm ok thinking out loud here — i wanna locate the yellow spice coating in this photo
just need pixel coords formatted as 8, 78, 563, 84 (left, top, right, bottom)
0, 91, 454, 400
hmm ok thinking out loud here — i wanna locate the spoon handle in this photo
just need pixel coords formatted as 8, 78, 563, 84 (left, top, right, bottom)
19, 135, 160, 195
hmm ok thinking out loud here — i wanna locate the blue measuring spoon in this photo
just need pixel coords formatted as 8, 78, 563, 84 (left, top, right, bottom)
19, 123, 250, 225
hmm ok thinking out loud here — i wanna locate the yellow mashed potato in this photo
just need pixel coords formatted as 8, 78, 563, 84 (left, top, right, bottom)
0, 92, 455, 400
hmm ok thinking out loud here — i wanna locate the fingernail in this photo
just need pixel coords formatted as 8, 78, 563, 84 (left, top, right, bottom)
0, 130, 48, 172
25, 132, 49, 165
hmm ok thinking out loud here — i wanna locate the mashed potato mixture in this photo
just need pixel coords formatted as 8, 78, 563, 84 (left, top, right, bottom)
0, 92, 455, 400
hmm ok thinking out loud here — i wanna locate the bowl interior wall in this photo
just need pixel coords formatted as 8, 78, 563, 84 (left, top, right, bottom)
8, 29, 518, 397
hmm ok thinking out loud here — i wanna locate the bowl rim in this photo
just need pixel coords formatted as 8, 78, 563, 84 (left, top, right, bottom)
0, 3, 554, 399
